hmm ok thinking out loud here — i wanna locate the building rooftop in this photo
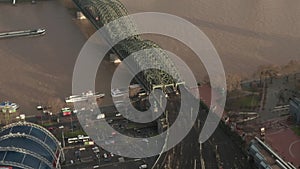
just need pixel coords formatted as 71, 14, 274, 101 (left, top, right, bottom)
0, 122, 64, 169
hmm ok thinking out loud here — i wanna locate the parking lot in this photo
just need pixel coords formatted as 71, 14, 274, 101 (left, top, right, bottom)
58, 105, 159, 169
62, 144, 154, 169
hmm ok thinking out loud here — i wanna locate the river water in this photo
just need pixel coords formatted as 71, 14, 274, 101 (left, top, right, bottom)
0, 0, 299, 113
123, 0, 300, 76
0, 0, 87, 113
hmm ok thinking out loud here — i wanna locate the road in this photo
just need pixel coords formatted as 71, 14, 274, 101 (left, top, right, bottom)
27, 90, 252, 169
62, 157, 151, 169
162, 89, 251, 169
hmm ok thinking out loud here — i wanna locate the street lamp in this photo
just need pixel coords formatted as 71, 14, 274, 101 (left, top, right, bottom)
59, 125, 65, 148
70, 116, 73, 132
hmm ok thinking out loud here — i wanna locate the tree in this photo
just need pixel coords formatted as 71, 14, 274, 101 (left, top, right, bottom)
226, 74, 242, 92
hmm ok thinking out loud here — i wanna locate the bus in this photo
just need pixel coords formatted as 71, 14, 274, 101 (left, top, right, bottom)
67, 137, 78, 144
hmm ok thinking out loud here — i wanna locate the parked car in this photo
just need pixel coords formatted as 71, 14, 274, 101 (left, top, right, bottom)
96, 114, 105, 119
47, 127, 56, 131
92, 146, 99, 151
139, 164, 148, 169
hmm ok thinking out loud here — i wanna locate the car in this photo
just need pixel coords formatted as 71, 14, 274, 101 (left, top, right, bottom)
113, 59, 121, 64
36, 105, 43, 110
61, 107, 72, 116
142, 138, 149, 143
92, 146, 99, 150
103, 153, 111, 161
93, 149, 100, 153
115, 113, 121, 117
79, 147, 86, 151
96, 114, 105, 119
47, 127, 55, 131
139, 164, 148, 169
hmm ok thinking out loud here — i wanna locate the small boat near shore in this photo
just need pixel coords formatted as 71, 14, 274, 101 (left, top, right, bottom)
0, 28, 46, 39
0, 101, 19, 112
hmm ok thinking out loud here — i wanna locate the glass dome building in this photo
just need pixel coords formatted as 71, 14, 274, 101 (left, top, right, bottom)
0, 121, 64, 169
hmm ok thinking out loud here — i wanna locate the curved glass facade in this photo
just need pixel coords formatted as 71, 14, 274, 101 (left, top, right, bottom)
0, 122, 64, 169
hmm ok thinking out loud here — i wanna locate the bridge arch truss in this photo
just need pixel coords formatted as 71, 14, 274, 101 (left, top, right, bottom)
74, 0, 183, 92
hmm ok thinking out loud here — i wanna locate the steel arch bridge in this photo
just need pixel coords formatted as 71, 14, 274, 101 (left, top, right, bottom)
73, 0, 184, 92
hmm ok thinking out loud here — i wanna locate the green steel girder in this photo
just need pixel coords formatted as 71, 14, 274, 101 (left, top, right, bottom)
93, 1, 123, 41
91, 0, 139, 43
107, 0, 128, 16
93, 1, 115, 24
115, 39, 180, 88
101, 0, 128, 17
103, 1, 141, 40
79, 0, 93, 9
75, 0, 182, 90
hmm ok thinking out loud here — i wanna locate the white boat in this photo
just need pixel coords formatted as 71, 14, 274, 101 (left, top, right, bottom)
65, 91, 105, 103
0, 28, 46, 39
65, 96, 87, 103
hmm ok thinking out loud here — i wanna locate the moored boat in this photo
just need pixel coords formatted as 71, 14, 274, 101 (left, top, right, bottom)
0, 28, 46, 39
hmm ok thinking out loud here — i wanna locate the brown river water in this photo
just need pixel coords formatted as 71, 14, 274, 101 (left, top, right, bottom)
0, 0, 299, 113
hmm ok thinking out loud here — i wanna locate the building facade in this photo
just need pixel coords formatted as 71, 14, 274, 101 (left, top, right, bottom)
290, 97, 300, 124
0, 122, 64, 169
